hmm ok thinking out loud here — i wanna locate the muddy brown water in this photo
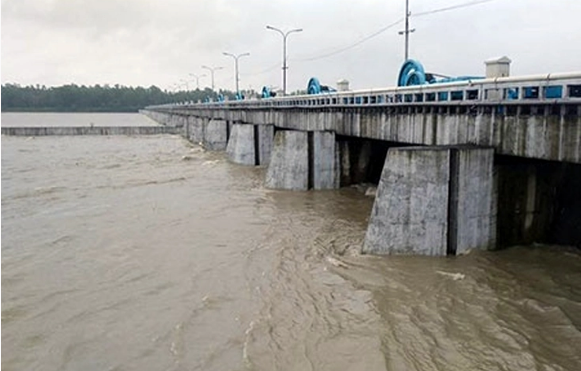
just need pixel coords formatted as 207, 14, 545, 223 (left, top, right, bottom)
2, 113, 580, 370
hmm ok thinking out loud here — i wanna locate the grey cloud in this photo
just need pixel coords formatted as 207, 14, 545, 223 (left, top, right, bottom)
2, 0, 580, 92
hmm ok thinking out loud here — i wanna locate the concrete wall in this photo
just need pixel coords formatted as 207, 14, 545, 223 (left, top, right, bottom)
176, 105, 581, 164
148, 112, 227, 151
205, 119, 228, 151
195, 117, 207, 144
264, 130, 337, 191
257, 124, 274, 165
363, 146, 495, 256
265, 131, 309, 190
364, 147, 450, 256
453, 148, 495, 254
223, 123, 274, 166
143, 110, 274, 162
140, 109, 173, 126
1, 126, 178, 136
312, 131, 336, 190
226, 123, 256, 165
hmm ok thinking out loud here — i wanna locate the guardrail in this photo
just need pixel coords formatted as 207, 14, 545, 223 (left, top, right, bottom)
148, 72, 581, 110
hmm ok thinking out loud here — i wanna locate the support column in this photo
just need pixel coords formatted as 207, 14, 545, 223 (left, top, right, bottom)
265, 130, 336, 191
363, 146, 494, 256
257, 124, 274, 165
177, 115, 188, 133
204, 119, 228, 151
312, 131, 336, 190
454, 147, 495, 254
181, 117, 189, 138
226, 123, 274, 166
169, 114, 183, 128
226, 123, 255, 165
266, 131, 309, 190
160, 112, 171, 126
187, 117, 204, 144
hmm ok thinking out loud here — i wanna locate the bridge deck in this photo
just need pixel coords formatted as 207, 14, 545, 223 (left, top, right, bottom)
151, 72, 581, 110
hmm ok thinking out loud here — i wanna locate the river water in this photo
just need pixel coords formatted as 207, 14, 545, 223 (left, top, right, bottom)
2, 113, 581, 371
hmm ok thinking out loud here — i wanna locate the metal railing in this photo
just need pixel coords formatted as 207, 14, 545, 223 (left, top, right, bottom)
148, 72, 581, 110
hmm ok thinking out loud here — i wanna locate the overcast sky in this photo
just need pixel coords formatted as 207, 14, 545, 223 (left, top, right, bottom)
2, 0, 580, 92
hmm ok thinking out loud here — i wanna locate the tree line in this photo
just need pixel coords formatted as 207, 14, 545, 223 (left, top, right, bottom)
1, 83, 238, 112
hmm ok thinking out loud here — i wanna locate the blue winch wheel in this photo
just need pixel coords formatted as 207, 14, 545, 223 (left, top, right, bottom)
307, 77, 337, 94
397, 59, 427, 87
397, 59, 485, 86
261, 86, 276, 98
307, 77, 322, 94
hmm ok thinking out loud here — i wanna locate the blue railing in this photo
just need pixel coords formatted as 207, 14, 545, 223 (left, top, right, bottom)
149, 72, 581, 110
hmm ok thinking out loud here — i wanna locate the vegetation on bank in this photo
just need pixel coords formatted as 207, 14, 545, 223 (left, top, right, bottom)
1, 84, 238, 112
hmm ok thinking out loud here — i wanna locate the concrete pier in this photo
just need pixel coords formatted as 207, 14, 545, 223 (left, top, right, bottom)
266, 130, 309, 190
453, 147, 495, 255
363, 148, 450, 256
181, 117, 229, 151
363, 146, 494, 256
312, 131, 336, 189
203, 118, 228, 150
225, 123, 274, 165
265, 130, 336, 191
256, 124, 274, 166
226, 123, 256, 165
187, 116, 204, 143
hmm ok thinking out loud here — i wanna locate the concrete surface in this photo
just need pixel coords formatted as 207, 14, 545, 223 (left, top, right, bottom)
265, 130, 309, 190
363, 146, 495, 256
363, 147, 450, 256
226, 123, 256, 165
205, 119, 228, 151
312, 131, 336, 190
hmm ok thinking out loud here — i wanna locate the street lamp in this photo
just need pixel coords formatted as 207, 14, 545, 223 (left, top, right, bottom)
223, 52, 250, 96
266, 25, 303, 96
201, 65, 224, 91
189, 73, 206, 90
398, 0, 415, 61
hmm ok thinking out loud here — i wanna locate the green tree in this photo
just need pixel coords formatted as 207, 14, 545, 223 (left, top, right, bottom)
1, 83, 237, 112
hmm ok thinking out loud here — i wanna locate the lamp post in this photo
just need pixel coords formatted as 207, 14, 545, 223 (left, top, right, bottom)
189, 73, 206, 90
201, 65, 224, 91
266, 25, 303, 96
398, 0, 415, 61
223, 52, 250, 96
